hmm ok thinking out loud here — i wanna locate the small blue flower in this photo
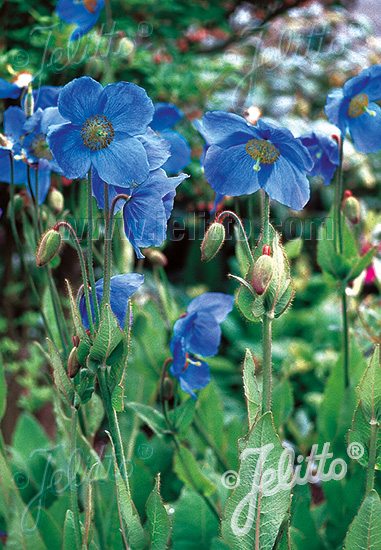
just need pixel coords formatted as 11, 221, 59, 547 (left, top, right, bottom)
169, 292, 235, 399
47, 77, 154, 186
150, 103, 191, 173
56, 0, 105, 41
324, 65, 381, 154
299, 131, 340, 185
202, 112, 313, 211
79, 273, 144, 330
0, 71, 33, 99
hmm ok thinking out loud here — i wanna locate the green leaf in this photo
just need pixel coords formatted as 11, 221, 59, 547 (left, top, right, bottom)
242, 348, 261, 428
317, 223, 350, 281
318, 353, 345, 442
47, 338, 77, 406
197, 381, 225, 450
107, 433, 146, 550
284, 238, 303, 259
233, 225, 253, 276
65, 279, 87, 340
272, 379, 294, 430
343, 490, 381, 549
347, 246, 377, 283
125, 402, 169, 436
348, 404, 381, 470
111, 385, 124, 412
0, 354, 6, 423
174, 445, 216, 496
146, 474, 171, 550
169, 399, 196, 436
88, 304, 124, 367
358, 346, 381, 425
62, 510, 77, 550
221, 413, 292, 549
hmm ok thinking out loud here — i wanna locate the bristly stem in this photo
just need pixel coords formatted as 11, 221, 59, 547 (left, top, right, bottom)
70, 407, 82, 550
102, 182, 112, 309
216, 210, 254, 264
248, 194, 255, 249
342, 290, 350, 388
261, 313, 272, 414
98, 369, 128, 483
54, 221, 94, 336
87, 169, 100, 326
26, 165, 39, 243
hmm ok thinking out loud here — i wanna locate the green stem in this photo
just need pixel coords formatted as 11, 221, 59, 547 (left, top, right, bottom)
335, 136, 344, 255
261, 313, 272, 414
70, 407, 82, 550
366, 420, 378, 494
87, 169, 100, 327
248, 194, 255, 249
192, 414, 229, 471
98, 369, 128, 482
102, 182, 112, 310
263, 191, 270, 246
46, 266, 70, 354
216, 210, 253, 263
34, 168, 42, 234
26, 165, 39, 244
342, 290, 350, 389
54, 221, 94, 336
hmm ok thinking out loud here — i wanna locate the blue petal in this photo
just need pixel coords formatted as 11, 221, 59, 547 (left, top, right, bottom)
103, 81, 154, 136
169, 335, 187, 376
160, 129, 191, 173
47, 123, 91, 179
58, 76, 105, 124
186, 312, 222, 357
92, 133, 149, 187
40, 107, 67, 134
347, 103, 381, 154
26, 169, 51, 205
193, 118, 211, 144
187, 293, 235, 323
4, 107, 26, 145
33, 86, 62, 109
361, 65, 381, 100
79, 273, 144, 329
342, 65, 381, 99
177, 358, 211, 400
204, 143, 261, 197
324, 89, 348, 135
0, 79, 21, 99
210, 193, 225, 213
148, 168, 187, 218
201, 111, 256, 144
56, 0, 104, 40
260, 155, 310, 211
0, 155, 28, 185
137, 128, 171, 171
151, 103, 183, 132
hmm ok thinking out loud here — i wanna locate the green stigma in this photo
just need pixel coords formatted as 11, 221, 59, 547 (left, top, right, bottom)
81, 115, 115, 151
245, 139, 280, 172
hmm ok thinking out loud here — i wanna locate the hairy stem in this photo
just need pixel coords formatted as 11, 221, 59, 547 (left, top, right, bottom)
87, 169, 100, 326
70, 407, 82, 550
261, 313, 273, 414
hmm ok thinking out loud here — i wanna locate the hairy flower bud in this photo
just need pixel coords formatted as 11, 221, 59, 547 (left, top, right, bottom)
342, 191, 361, 225
251, 250, 275, 295
142, 248, 168, 267
48, 188, 64, 214
6, 194, 25, 219
36, 229, 62, 267
162, 374, 173, 401
24, 83, 34, 118
201, 222, 225, 261
68, 347, 80, 378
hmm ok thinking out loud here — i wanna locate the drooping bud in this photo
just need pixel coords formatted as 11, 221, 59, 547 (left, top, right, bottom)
342, 191, 361, 225
251, 248, 275, 295
24, 83, 34, 118
162, 374, 173, 401
48, 188, 64, 214
36, 229, 62, 267
67, 347, 80, 378
6, 194, 25, 219
142, 248, 168, 267
201, 221, 225, 261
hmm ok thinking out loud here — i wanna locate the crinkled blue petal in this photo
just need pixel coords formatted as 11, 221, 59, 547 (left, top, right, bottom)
348, 103, 381, 154
186, 312, 222, 357
160, 129, 191, 173
47, 123, 91, 179
4, 107, 26, 147
33, 86, 62, 110
0, 155, 28, 185
324, 89, 348, 135
103, 81, 154, 136
26, 169, 51, 205
92, 170, 130, 212
58, 76, 106, 124
177, 358, 211, 400
187, 292, 235, 323
137, 128, 171, 171
169, 335, 188, 377
151, 103, 183, 132
0, 79, 21, 99
201, 111, 256, 144
56, 0, 104, 41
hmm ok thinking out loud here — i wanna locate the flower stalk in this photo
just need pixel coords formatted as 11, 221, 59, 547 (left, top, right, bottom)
87, 169, 100, 327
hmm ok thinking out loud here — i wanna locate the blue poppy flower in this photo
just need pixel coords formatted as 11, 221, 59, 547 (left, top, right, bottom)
299, 131, 340, 185
0, 106, 28, 185
79, 273, 144, 330
56, 0, 105, 41
150, 103, 191, 173
47, 76, 154, 186
169, 292, 235, 399
0, 71, 33, 99
324, 65, 381, 154
201, 112, 313, 211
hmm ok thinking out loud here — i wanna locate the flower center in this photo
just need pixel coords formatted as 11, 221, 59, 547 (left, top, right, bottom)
348, 93, 370, 117
31, 133, 53, 160
81, 115, 115, 151
245, 139, 280, 171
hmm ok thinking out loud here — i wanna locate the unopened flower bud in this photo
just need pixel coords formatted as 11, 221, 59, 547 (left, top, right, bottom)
142, 248, 168, 267
162, 374, 173, 401
68, 347, 80, 378
48, 188, 64, 214
24, 83, 34, 118
6, 194, 25, 218
251, 250, 274, 295
36, 229, 62, 267
342, 191, 361, 225
201, 222, 225, 261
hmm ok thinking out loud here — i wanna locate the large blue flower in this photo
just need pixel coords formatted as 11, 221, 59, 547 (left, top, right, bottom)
169, 292, 235, 399
324, 65, 381, 154
299, 131, 340, 186
47, 77, 154, 186
150, 103, 191, 174
79, 273, 144, 330
0, 71, 33, 99
56, 0, 105, 41
202, 112, 313, 211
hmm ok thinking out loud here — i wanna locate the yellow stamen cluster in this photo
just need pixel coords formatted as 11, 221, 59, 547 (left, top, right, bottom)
81, 115, 115, 151
348, 93, 369, 118
31, 133, 53, 160
245, 139, 280, 171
